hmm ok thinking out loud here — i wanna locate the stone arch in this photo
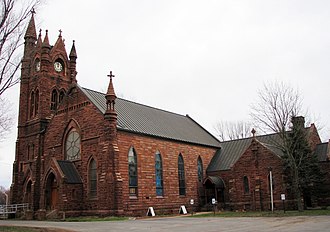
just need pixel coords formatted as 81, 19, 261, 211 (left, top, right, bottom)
50, 88, 58, 110
23, 179, 33, 207
87, 156, 97, 198
44, 170, 59, 210
62, 119, 81, 160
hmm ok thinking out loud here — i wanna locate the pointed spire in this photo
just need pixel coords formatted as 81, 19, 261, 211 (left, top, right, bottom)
104, 70, 118, 134
36, 29, 42, 49
42, 30, 50, 48
106, 71, 116, 101
52, 29, 67, 55
69, 40, 77, 59
24, 10, 37, 40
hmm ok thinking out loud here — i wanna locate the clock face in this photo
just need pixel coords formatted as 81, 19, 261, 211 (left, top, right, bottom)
35, 61, 40, 72
54, 61, 63, 72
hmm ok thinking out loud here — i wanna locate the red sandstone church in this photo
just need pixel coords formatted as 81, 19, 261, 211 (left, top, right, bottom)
11, 15, 330, 219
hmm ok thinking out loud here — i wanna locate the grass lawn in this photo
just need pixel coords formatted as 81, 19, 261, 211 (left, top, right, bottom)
63, 216, 128, 222
192, 209, 330, 217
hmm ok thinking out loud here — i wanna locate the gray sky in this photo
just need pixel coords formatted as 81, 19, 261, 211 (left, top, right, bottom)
1, 0, 330, 188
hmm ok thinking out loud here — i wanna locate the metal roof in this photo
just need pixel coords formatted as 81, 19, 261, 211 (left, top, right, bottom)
57, 160, 82, 184
79, 86, 221, 148
207, 133, 283, 172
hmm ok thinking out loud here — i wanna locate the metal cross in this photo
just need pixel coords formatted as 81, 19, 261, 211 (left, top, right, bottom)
31, 8, 36, 15
107, 71, 115, 80
59, 29, 62, 36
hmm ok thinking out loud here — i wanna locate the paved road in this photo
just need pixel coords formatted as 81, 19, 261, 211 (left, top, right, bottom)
1, 216, 330, 232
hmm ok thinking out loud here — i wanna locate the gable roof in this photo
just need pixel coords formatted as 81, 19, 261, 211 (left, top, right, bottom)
57, 160, 82, 184
207, 133, 283, 172
79, 86, 221, 148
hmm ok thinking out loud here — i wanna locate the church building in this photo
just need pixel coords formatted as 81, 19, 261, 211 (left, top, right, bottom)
10, 14, 221, 219
11, 15, 330, 219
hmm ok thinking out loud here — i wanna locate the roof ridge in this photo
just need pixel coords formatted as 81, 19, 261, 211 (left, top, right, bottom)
220, 130, 285, 144
81, 86, 189, 118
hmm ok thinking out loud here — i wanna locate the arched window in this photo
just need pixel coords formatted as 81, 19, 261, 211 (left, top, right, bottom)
30, 91, 35, 118
197, 156, 203, 182
178, 154, 186, 196
35, 89, 39, 115
65, 130, 81, 160
27, 145, 30, 160
243, 176, 249, 194
89, 158, 97, 198
51, 89, 58, 110
155, 151, 163, 196
128, 147, 138, 196
59, 90, 65, 103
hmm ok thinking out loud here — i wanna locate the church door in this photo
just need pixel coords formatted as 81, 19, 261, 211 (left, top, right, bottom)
45, 173, 58, 210
25, 181, 33, 208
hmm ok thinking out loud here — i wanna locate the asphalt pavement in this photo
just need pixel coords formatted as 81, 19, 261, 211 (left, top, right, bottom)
1, 215, 330, 232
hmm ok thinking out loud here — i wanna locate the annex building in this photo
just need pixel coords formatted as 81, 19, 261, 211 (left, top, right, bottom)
10, 15, 330, 219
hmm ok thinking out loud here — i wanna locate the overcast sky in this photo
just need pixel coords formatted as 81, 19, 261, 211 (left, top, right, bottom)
1, 0, 330, 189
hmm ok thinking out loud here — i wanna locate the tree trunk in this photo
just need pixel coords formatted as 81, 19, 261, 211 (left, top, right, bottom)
293, 167, 303, 211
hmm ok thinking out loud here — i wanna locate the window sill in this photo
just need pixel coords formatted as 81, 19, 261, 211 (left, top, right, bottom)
156, 196, 164, 199
129, 195, 138, 200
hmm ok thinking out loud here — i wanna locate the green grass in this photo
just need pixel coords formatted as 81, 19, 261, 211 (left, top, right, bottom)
192, 209, 330, 217
0, 226, 44, 232
63, 216, 128, 222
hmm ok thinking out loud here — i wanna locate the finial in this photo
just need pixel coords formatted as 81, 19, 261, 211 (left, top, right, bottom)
251, 128, 256, 138
39, 29, 42, 36
107, 70, 115, 80
59, 29, 62, 37
31, 8, 36, 15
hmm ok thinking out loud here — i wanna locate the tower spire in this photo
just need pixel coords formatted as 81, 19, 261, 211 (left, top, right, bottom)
69, 40, 78, 83
104, 70, 117, 121
24, 10, 37, 40
42, 30, 50, 48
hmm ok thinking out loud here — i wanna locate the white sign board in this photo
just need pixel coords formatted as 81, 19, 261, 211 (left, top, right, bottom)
179, 205, 188, 214
147, 207, 155, 216
212, 198, 216, 205
190, 199, 194, 205
281, 194, 286, 201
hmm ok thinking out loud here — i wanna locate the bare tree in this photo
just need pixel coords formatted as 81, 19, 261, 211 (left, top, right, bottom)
0, 97, 12, 140
214, 120, 252, 141
250, 81, 314, 211
0, 0, 40, 96
0, 185, 10, 205
0, 0, 40, 140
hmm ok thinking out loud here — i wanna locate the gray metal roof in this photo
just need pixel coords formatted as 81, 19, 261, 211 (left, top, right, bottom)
207, 133, 283, 172
315, 142, 329, 162
57, 160, 82, 184
79, 86, 221, 148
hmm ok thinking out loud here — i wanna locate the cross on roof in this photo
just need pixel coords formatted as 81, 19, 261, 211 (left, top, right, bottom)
107, 70, 115, 80
59, 29, 62, 37
31, 8, 36, 15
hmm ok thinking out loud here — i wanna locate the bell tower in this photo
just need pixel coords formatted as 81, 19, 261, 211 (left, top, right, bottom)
11, 12, 78, 211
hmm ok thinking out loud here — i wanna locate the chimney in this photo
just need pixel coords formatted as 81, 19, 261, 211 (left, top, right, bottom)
291, 116, 305, 129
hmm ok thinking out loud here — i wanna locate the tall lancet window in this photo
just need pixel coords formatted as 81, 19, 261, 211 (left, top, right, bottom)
178, 154, 186, 196
197, 156, 203, 182
155, 151, 163, 196
128, 147, 138, 196
89, 158, 97, 198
